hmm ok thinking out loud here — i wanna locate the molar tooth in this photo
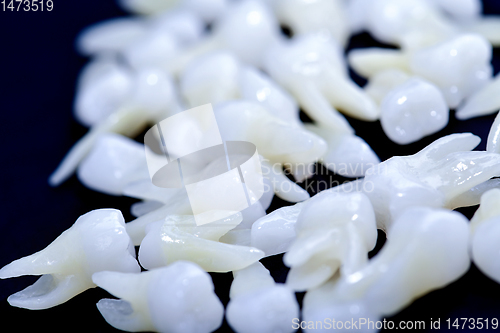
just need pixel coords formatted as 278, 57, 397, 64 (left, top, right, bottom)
409, 33, 493, 108
138, 216, 265, 272
348, 48, 410, 79
456, 74, 500, 120
303, 207, 470, 323
380, 78, 449, 145
226, 263, 299, 333
283, 191, 377, 291
0, 209, 140, 309
93, 261, 224, 333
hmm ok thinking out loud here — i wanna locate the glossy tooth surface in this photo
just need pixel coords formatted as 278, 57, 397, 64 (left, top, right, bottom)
470, 189, 500, 283
363, 133, 500, 229
93, 261, 224, 333
272, 0, 349, 46
380, 78, 449, 145
264, 34, 378, 127
260, 160, 310, 203
226, 263, 299, 333
348, 48, 410, 79
284, 191, 377, 291
303, 207, 470, 322
306, 124, 380, 178
487, 112, 500, 153
456, 73, 500, 120
410, 33, 493, 108
0, 209, 140, 309
138, 215, 264, 272
364, 69, 411, 105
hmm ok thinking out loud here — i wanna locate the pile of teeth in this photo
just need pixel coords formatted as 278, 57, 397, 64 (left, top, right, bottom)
3, 0, 500, 332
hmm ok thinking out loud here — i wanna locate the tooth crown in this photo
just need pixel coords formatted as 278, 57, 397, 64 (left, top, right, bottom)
93, 261, 224, 333
0, 209, 140, 309
284, 191, 377, 291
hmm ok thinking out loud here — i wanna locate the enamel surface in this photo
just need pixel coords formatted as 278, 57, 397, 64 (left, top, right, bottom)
0, 209, 140, 309
456, 73, 500, 120
264, 34, 378, 129
284, 191, 377, 291
303, 207, 470, 323
364, 69, 411, 105
380, 78, 449, 145
305, 124, 380, 178
363, 133, 500, 230
410, 33, 493, 108
470, 189, 500, 283
226, 263, 300, 333
138, 215, 265, 272
93, 261, 224, 333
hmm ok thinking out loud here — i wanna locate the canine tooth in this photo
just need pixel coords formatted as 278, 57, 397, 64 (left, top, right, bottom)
470, 189, 500, 283
410, 33, 493, 108
380, 78, 449, 145
138, 216, 265, 272
272, 0, 349, 46
305, 124, 380, 178
93, 261, 224, 333
348, 48, 410, 79
364, 69, 411, 105
303, 207, 470, 323
0, 209, 140, 310
456, 73, 500, 120
226, 263, 299, 333
264, 34, 378, 125
77, 17, 147, 56
363, 133, 500, 229
284, 191, 377, 291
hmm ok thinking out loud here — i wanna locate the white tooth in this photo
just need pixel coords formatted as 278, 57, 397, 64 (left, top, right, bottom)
470, 189, 500, 283
487, 112, 500, 153
284, 191, 377, 291
130, 200, 165, 217
364, 69, 411, 105
123, 179, 186, 204
363, 133, 500, 230
215, 101, 327, 166
272, 0, 350, 46
77, 134, 148, 196
180, 51, 240, 107
0, 209, 140, 310
456, 73, 500, 120
226, 263, 299, 333
74, 59, 134, 127
76, 17, 147, 56
138, 216, 265, 272
118, 0, 178, 15
219, 229, 252, 246
434, 0, 482, 22
288, 162, 315, 183
410, 33, 493, 108
365, 0, 457, 50
447, 178, 500, 209
182, 0, 229, 23
464, 16, 500, 47
93, 261, 224, 333
306, 124, 380, 178
251, 202, 304, 256
264, 34, 378, 125
168, 0, 281, 75
261, 160, 310, 203
239, 66, 300, 125
303, 207, 470, 322
348, 48, 410, 79
380, 78, 449, 145
150, 9, 205, 47
346, 0, 370, 34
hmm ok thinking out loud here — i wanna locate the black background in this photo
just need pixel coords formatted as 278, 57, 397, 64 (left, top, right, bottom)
1, 0, 500, 332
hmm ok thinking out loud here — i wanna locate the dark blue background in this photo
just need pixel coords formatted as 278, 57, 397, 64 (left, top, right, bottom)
1, 1, 500, 332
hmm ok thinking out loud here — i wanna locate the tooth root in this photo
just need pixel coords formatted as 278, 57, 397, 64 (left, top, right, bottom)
447, 179, 500, 210
92, 271, 144, 302
465, 16, 500, 47
456, 74, 500, 120
324, 76, 380, 121
417, 133, 480, 161
289, 81, 354, 134
49, 108, 150, 186
126, 198, 193, 246
96, 299, 153, 333
348, 48, 410, 79
487, 112, 500, 153
263, 161, 310, 203
138, 220, 265, 273
7, 274, 89, 310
